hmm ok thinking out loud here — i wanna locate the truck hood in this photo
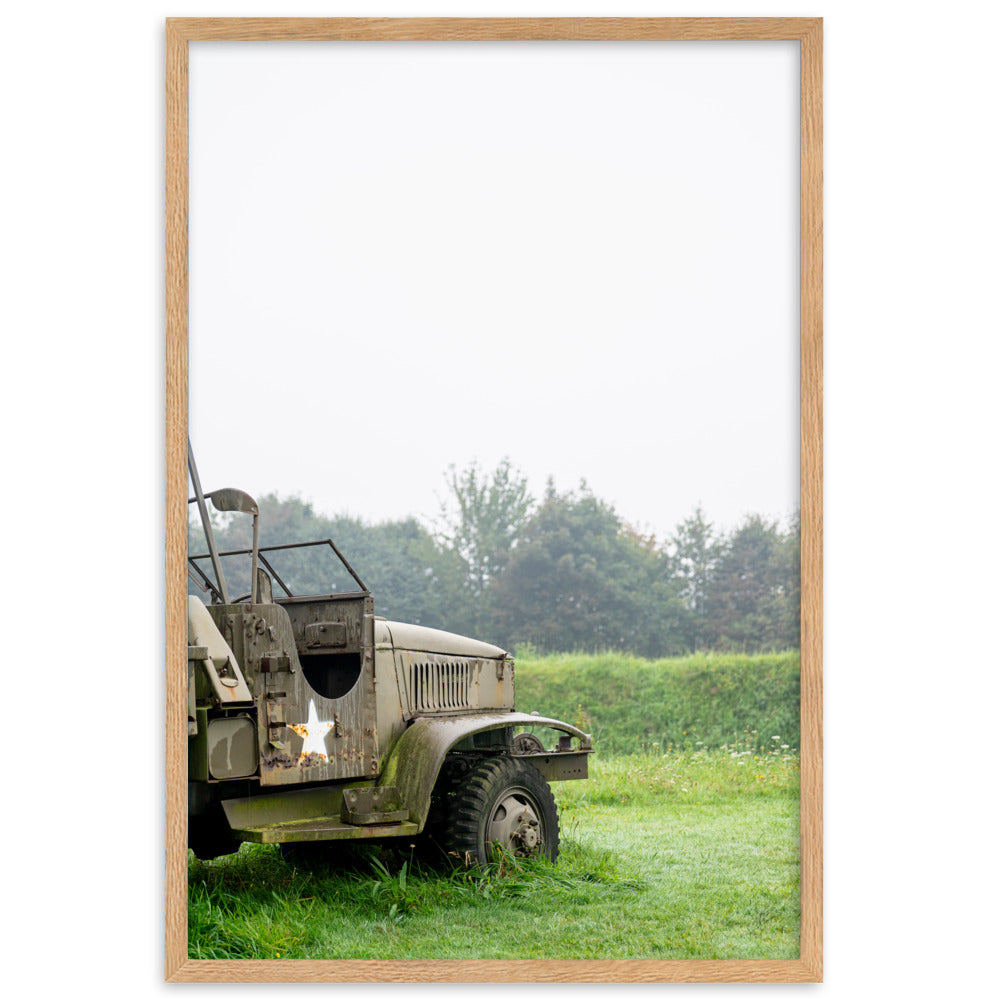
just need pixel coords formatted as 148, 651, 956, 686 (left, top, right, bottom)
383, 620, 507, 659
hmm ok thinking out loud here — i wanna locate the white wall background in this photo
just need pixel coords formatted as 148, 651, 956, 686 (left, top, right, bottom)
3, 2, 997, 996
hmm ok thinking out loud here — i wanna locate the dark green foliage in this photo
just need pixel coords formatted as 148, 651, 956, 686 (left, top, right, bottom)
486, 481, 687, 656
669, 506, 722, 651
436, 458, 534, 635
783, 508, 802, 647
188, 461, 801, 655
515, 650, 801, 753
702, 515, 798, 652
355, 519, 470, 631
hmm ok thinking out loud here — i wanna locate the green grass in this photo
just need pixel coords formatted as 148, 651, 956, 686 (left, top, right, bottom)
188, 740, 800, 960
515, 649, 801, 753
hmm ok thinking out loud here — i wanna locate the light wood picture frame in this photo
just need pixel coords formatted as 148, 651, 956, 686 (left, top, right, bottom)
166, 16, 822, 983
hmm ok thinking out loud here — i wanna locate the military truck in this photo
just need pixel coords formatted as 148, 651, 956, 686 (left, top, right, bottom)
186, 448, 592, 865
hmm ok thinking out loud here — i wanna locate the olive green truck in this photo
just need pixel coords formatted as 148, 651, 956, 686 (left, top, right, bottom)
186, 449, 592, 865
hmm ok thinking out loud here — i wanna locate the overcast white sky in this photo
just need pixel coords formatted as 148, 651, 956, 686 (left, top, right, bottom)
189, 41, 799, 542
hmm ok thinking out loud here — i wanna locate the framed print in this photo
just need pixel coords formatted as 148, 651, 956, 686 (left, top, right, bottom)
167, 17, 822, 983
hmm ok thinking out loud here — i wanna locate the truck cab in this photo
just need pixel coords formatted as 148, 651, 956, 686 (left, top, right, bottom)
186, 455, 591, 864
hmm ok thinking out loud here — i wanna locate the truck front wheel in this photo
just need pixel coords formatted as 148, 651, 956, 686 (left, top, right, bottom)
442, 756, 559, 866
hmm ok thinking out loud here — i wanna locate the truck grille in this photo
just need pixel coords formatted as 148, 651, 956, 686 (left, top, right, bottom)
408, 659, 473, 712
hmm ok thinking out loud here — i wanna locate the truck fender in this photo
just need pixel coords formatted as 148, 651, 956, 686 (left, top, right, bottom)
377, 712, 592, 830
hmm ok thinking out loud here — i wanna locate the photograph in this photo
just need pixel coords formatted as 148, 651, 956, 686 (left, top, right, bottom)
168, 17, 822, 982
14, 2, 1000, 996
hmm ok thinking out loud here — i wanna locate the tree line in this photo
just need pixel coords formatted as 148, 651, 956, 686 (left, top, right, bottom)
189, 459, 799, 656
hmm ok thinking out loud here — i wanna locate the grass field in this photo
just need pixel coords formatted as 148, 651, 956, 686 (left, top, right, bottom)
188, 737, 800, 960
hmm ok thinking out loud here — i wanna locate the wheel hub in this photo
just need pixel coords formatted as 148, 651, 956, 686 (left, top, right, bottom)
487, 792, 542, 857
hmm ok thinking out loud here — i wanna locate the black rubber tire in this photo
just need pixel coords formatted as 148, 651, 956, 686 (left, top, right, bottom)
441, 756, 559, 866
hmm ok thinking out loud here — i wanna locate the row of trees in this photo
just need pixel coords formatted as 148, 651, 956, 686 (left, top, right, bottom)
189, 460, 799, 656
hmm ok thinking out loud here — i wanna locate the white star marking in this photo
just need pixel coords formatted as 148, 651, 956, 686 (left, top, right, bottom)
289, 700, 334, 761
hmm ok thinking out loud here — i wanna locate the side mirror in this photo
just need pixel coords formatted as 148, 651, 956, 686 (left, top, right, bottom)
207, 488, 259, 516
207, 489, 261, 603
